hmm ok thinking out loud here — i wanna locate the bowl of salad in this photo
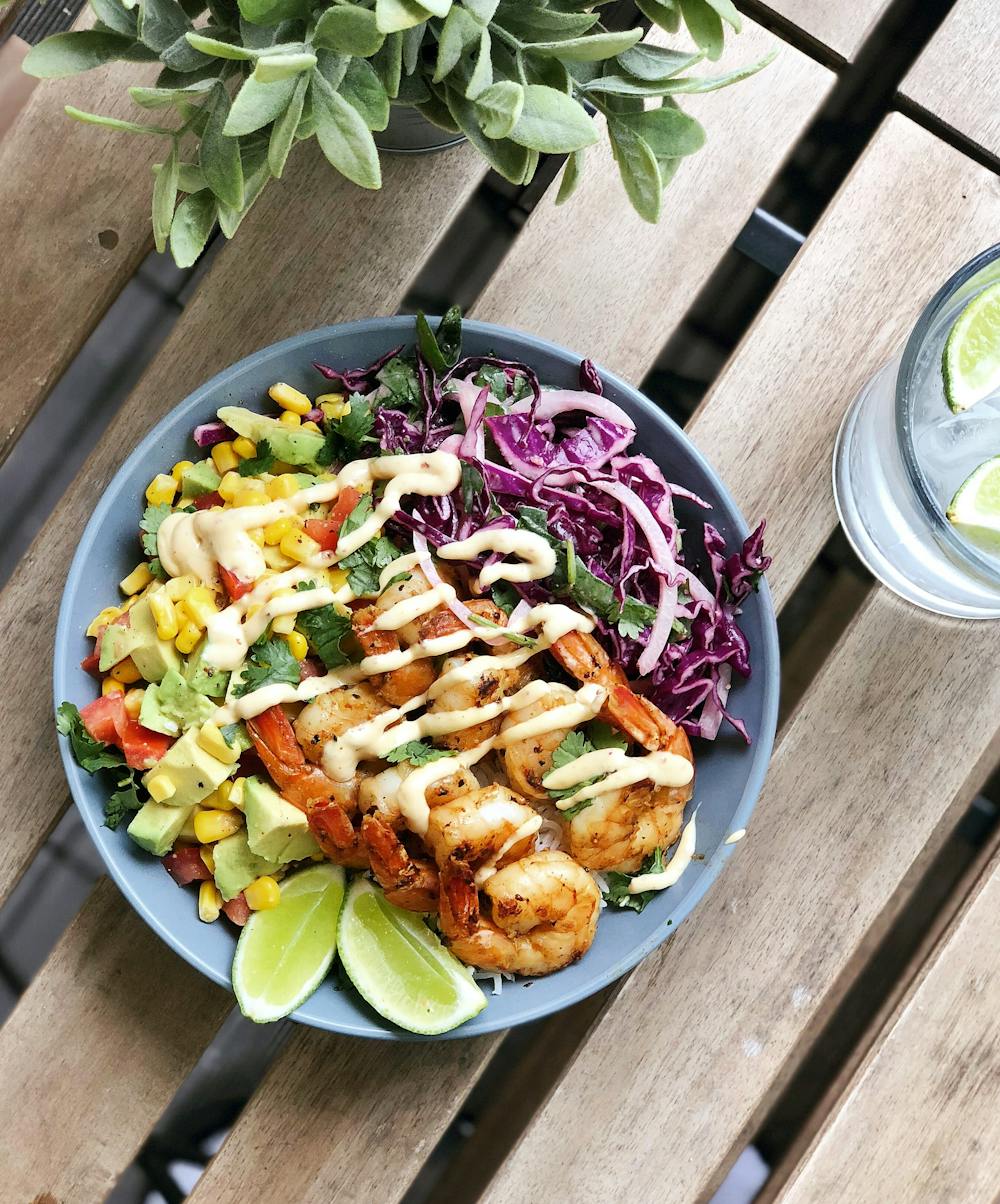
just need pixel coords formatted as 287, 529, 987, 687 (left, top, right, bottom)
54, 312, 778, 1039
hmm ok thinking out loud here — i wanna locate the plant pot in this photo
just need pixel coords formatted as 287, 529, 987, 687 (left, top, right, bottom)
375, 104, 465, 154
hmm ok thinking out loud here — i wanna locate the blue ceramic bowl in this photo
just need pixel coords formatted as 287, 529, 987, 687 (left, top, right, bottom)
55, 317, 778, 1040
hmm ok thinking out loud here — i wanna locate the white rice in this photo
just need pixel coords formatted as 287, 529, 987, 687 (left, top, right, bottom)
531, 797, 568, 852
473, 968, 515, 995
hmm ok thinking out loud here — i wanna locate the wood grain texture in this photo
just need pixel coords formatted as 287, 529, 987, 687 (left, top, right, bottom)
748, 0, 889, 59
902, 0, 1000, 161
474, 22, 832, 382
0, 140, 486, 909
1, 878, 230, 1201
777, 845, 1000, 1204
0, 37, 160, 465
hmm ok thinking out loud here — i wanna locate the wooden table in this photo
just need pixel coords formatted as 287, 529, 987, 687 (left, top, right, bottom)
2, 6, 1000, 1202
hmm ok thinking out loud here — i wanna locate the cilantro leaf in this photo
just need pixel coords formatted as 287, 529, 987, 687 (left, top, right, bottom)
105, 768, 143, 831
139, 503, 172, 558
317, 394, 376, 467
56, 702, 126, 773
148, 557, 167, 582
461, 462, 484, 513
233, 635, 301, 698
376, 357, 421, 413
472, 364, 508, 400
293, 582, 357, 669
587, 720, 628, 751
386, 740, 456, 767
491, 581, 520, 614
617, 596, 658, 640
601, 848, 667, 913
546, 729, 603, 816
336, 498, 401, 596
237, 438, 276, 477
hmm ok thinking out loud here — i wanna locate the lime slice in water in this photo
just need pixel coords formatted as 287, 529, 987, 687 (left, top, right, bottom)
232, 862, 345, 1024
942, 281, 1000, 413
946, 455, 1000, 554
337, 877, 486, 1035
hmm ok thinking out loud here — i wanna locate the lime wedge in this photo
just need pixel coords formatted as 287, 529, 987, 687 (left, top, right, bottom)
943, 281, 1000, 412
337, 877, 486, 1035
946, 455, 1000, 554
232, 862, 345, 1024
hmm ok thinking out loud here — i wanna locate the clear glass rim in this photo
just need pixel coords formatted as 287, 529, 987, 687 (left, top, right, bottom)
897, 241, 1000, 586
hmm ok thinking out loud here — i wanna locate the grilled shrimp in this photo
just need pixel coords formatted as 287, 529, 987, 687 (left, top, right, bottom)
424, 785, 539, 874
373, 564, 452, 645
501, 683, 576, 801
361, 814, 439, 912
353, 602, 436, 707
439, 850, 601, 976
550, 630, 679, 751
358, 761, 480, 829
294, 682, 388, 764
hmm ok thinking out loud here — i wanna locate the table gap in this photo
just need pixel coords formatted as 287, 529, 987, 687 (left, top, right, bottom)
895, 94, 1000, 175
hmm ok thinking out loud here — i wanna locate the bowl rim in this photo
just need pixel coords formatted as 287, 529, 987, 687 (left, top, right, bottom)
54, 315, 779, 1040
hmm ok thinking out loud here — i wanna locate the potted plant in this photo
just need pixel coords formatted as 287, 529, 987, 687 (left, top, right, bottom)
24, 0, 770, 266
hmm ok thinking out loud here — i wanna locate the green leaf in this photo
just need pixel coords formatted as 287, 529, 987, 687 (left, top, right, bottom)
637, 0, 680, 33
616, 43, 702, 81
237, 437, 276, 475
224, 72, 299, 135
138, 0, 188, 52
509, 84, 598, 154
200, 84, 244, 209
526, 28, 642, 63
546, 729, 601, 814
602, 848, 666, 912
233, 633, 301, 697
474, 79, 522, 139
310, 70, 382, 188
401, 21, 423, 73
386, 740, 455, 766
292, 583, 357, 668
462, 0, 497, 20
56, 702, 126, 774
177, 161, 207, 191
416, 0, 450, 15
618, 105, 705, 158
105, 768, 144, 830
490, 581, 519, 614
496, 7, 596, 40
339, 58, 390, 132
317, 393, 377, 465
314, 3, 385, 55
315, 46, 350, 90
237, 0, 311, 25
584, 73, 699, 98
370, 31, 402, 97
267, 71, 308, 176
336, 519, 399, 596
443, 85, 532, 182
659, 51, 777, 94
254, 50, 317, 82
152, 142, 179, 253
65, 105, 175, 135
679, 0, 723, 60
555, 146, 583, 204
465, 26, 492, 99
159, 33, 214, 71
130, 78, 215, 107
433, 5, 480, 83
169, 188, 217, 267
140, 502, 173, 556
702, 0, 741, 31
616, 595, 657, 639
184, 30, 258, 59
435, 304, 462, 365
24, 29, 145, 77
218, 140, 271, 235
375, 0, 427, 34
90, 0, 139, 36
587, 720, 628, 752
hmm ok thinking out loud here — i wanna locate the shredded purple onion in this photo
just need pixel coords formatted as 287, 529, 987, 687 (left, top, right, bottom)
193, 420, 234, 448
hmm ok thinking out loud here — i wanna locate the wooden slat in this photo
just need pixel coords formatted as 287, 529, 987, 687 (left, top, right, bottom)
173, 25, 834, 1204
0, 39, 161, 465
749, 0, 888, 60
469, 115, 1000, 1204
776, 843, 1000, 1204
901, 0, 1000, 162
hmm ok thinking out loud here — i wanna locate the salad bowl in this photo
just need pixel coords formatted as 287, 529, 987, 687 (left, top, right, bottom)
54, 317, 779, 1039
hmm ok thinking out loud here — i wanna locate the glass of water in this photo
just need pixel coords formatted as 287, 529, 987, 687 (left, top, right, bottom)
834, 243, 1000, 618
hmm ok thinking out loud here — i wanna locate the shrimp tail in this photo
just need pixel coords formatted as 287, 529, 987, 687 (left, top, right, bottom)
309, 800, 369, 868
439, 860, 479, 939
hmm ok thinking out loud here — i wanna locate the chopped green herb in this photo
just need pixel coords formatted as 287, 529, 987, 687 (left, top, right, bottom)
586, 720, 628, 751
317, 393, 376, 467
491, 581, 520, 614
148, 558, 167, 582
602, 848, 667, 913
336, 497, 401, 596
293, 581, 356, 669
382, 570, 412, 592
386, 739, 456, 767
56, 702, 125, 774
461, 462, 485, 513
139, 503, 172, 559
546, 729, 603, 816
232, 634, 301, 698
105, 767, 143, 831
617, 596, 658, 640
376, 357, 421, 413
467, 611, 536, 648
237, 438, 276, 477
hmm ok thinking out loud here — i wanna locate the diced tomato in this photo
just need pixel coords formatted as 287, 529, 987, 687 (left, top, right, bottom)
222, 893, 251, 926
120, 721, 174, 770
304, 485, 361, 552
80, 648, 101, 678
220, 565, 254, 602
162, 844, 212, 887
80, 695, 127, 745
298, 657, 322, 681
194, 490, 223, 511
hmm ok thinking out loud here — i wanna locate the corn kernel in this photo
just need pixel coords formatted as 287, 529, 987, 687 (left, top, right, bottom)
266, 474, 300, 501
120, 563, 154, 596
165, 573, 198, 601
213, 781, 237, 812
284, 630, 308, 660
171, 460, 195, 484
269, 382, 312, 415
318, 394, 349, 418
179, 585, 217, 629
271, 613, 295, 635
232, 436, 257, 460
197, 722, 241, 764
263, 516, 296, 545
146, 772, 176, 802
149, 592, 179, 641
211, 441, 240, 475
198, 880, 222, 923
301, 420, 321, 433
194, 809, 244, 844
263, 545, 296, 571
245, 875, 281, 911
102, 677, 125, 697
110, 656, 142, 685
328, 567, 350, 592
123, 687, 145, 719
217, 470, 243, 502
228, 777, 246, 810
279, 410, 302, 428
145, 473, 177, 507
233, 485, 268, 508
175, 620, 202, 655
200, 845, 216, 874
86, 606, 121, 638
280, 529, 321, 564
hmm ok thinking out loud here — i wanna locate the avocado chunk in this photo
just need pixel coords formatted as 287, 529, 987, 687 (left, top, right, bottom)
100, 597, 180, 682
140, 669, 219, 736
184, 638, 231, 698
140, 728, 236, 809
127, 800, 196, 857
180, 459, 222, 499
221, 721, 252, 755
213, 829, 282, 901
243, 776, 320, 863
217, 405, 324, 470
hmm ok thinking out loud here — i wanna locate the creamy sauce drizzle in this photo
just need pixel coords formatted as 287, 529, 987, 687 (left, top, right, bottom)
725, 828, 747, 845
438, 529, 557, 590
474, 814, 543, 887
544, 746, 694, 810
628, 814, 697, 894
